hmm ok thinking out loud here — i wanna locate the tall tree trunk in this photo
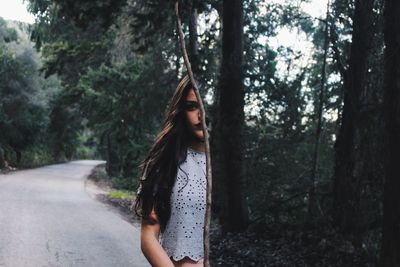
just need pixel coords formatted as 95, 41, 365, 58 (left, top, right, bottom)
0, 146, 5, 169
122, 151, 135, 179
106, 132, 120, 177
188, 0, 199, 75
307, 0, 330, 223
332, 0, 374, 243
15, 150, 22, 165
379, 0, 400, 265
214, 0, 249, 233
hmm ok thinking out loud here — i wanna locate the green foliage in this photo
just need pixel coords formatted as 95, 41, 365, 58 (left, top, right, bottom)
19, 144, 54, 167
0, 18, 18, 43
0, 19, 65, 167
239, 0, 341, 227
73, 130, 98, 159
0, 38, 44, 160
25, 0, 121, 163
28, 0, 126, 29
25, 0, 183, 184
111, 176, 136, 191
76, 48, 176, 186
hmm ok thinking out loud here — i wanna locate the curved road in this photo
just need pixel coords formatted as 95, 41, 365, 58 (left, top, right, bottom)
0, 160, 150, 267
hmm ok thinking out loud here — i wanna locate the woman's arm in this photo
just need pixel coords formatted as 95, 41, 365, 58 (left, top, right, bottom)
141, 208, 175, 267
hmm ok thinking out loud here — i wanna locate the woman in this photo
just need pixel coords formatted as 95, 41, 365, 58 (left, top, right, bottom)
133, 75, 207, 267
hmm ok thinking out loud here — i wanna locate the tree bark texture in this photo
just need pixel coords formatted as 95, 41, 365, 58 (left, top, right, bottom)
332, 0, 375, 242
213, 0, 249, 233
307, 0, 330, 223
379, 0, 400, 265
188, 0, 199, 74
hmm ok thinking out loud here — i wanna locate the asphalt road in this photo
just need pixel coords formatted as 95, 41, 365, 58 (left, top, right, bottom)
0, 160, 150, 267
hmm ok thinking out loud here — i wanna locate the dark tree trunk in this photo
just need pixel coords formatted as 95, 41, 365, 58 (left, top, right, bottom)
379, 0, 400, 265
15, 150, 22, 165
332, 0, 374, 243
106, 132, 120, 177
0, 146, 5, 169
213, 0, 249, 233
188, 0, 199, 74
330, 24, 346, 135
307, 1, 330, 223
122, 150, 136, 179
52, 140, 62, 162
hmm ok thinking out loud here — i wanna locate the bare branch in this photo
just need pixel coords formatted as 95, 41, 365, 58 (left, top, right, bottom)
174, 2, 213, 266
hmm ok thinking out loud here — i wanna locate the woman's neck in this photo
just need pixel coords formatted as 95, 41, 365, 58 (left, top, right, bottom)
189, 141, 206, 152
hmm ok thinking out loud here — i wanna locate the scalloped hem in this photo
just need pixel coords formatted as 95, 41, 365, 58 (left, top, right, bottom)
170, 255, 204, 262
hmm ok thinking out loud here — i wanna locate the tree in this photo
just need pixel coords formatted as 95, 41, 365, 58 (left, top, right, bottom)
379, 0, 400, 265
213, 0, 249, 233
0, 19, 48, 165
188, 0, 200, 74
332, 0, 375, 243
307, 1, 331, 223
27, 0, 124, 161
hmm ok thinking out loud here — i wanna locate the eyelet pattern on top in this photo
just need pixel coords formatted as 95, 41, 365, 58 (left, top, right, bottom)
160, 147, 206, 261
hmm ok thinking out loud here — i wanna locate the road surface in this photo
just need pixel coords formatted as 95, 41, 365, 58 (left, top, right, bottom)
0, 160, 150, 267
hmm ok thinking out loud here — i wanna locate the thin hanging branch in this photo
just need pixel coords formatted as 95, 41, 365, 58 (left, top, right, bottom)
174, 2, 212, 267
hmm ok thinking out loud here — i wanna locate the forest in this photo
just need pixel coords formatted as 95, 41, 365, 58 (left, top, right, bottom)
1, 0, 399, 266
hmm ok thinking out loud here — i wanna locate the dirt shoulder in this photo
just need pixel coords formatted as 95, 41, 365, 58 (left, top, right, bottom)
85, 164, 141, 226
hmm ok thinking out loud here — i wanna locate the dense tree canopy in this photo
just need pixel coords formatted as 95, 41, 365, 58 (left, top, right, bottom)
0, 18, 58, 166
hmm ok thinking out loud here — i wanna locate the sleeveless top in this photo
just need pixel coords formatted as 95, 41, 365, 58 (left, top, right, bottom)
160, 147, 207, 261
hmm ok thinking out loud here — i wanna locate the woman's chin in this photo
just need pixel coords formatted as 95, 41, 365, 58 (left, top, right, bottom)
196, 133, 205, 141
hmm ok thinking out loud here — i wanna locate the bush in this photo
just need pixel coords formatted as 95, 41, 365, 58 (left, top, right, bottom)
19, 145, 55, 168
111, 176, 137, 191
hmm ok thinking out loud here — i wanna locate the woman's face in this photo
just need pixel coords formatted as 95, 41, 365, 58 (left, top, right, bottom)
184, 88, 204, 141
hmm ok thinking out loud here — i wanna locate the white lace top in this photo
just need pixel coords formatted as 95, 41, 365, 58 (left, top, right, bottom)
160, 147, 206, 261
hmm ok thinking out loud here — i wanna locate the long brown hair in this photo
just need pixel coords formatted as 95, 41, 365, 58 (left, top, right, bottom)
133, 75, 194, 231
